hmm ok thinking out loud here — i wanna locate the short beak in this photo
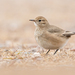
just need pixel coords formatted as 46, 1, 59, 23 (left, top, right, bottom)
29, 19, 35, 22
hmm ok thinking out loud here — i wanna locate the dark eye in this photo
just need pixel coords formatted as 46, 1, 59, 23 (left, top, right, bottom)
39, 20, 41, 22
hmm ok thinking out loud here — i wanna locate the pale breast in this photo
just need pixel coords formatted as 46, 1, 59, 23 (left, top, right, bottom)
34, 28, 44, 45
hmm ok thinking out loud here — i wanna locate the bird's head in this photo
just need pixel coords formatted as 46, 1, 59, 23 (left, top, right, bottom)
29, 16, 49, 28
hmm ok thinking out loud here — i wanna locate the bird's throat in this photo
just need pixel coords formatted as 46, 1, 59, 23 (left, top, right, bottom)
34, 22, 37, 26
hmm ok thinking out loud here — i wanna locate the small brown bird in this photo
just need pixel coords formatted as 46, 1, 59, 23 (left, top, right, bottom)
29, 16, 75, 55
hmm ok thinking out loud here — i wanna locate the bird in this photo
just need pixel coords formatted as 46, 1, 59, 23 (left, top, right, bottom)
29, 16, 75, 55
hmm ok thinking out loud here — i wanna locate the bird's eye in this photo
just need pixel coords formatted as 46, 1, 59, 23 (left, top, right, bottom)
39, 20, 41, 22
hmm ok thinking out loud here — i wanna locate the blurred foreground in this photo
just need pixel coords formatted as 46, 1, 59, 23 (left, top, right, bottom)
0, 40, 75, 75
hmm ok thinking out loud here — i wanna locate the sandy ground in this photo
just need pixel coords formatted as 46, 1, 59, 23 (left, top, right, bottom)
0, 36, 75, 75
0, 0, 75, 75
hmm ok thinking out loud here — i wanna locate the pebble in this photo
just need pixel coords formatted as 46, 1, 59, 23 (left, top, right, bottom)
31, 52, 41, 58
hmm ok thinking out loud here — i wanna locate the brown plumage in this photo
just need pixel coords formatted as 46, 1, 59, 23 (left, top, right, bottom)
29, 16, 75, 55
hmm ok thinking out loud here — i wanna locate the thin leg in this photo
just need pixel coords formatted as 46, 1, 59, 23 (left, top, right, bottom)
46, 49, 50, 55
53, 49, 59, 55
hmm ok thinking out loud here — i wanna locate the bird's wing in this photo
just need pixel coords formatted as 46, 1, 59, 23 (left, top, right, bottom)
47, 25, 64, 34
47, 25, 75, 37
41, 29, 64, 45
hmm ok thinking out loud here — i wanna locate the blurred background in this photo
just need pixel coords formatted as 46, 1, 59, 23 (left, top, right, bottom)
0, 0, 75, 44
0, 0, 75, 75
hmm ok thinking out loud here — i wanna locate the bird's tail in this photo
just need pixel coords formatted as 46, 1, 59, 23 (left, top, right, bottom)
63, 31, 75, 37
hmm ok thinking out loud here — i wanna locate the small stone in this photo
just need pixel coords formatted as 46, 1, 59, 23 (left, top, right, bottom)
31, 52, 41, 58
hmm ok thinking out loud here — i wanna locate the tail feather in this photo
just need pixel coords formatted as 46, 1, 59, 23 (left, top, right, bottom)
63, 31, 75, 37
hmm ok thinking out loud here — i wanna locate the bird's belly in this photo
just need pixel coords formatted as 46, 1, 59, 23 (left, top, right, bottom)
35, 36, 68, 49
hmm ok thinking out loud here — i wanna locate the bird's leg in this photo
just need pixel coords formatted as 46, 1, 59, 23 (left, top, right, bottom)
46, 49, 50, 55
53, 49, 59, 55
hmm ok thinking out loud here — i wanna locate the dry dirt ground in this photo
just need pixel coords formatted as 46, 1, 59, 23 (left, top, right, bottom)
0, 36, 75, 75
